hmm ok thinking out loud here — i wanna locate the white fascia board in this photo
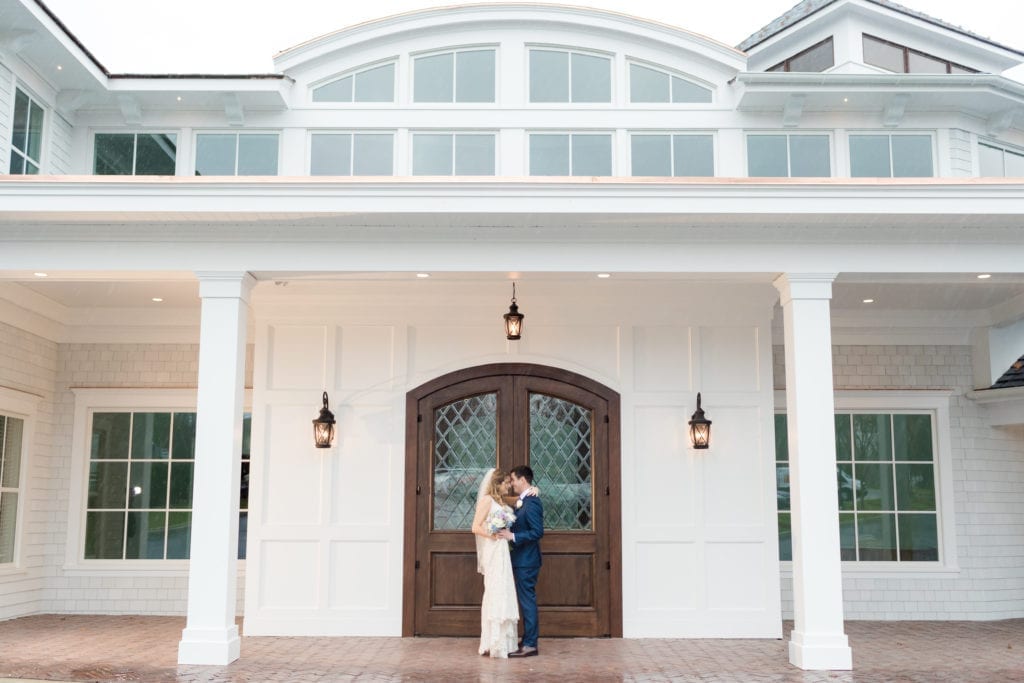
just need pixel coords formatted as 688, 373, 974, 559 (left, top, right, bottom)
4, 176, 1024, 216
736, 72, 1024, 101
275, 4, 746, 73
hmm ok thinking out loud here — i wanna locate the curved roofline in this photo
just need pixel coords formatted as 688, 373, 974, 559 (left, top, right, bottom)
274, 2, 745, 69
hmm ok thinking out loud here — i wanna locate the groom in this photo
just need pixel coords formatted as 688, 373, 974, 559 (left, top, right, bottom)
498, 465, 543, 658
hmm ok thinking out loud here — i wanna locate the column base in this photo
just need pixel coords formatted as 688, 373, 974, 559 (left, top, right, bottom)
788, 630, 852, 670
178, 625, 241, 665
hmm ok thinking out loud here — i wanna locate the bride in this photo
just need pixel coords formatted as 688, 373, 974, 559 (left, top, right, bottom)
472, 468, 520, 658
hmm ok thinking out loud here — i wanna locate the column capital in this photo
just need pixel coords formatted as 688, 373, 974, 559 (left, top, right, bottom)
773, 273, 837, 306
195, 271, 256, 301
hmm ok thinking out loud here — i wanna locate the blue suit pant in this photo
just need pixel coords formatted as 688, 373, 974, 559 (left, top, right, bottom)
513, 564, 540, 647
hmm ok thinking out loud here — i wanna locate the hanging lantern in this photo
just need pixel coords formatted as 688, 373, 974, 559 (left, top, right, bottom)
312, 391, 336, 448
503, 281, 525, 340
688, 392, 712, 449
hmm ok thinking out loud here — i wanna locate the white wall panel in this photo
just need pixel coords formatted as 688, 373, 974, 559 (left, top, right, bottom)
262, 405, 325, 525
330, 406, 392, 526
259, 541, 319, 608
337, 325, 395, 391
699, 327, 760, 393
412, 325, 507, 375
636, 542, 698, 610
633, 327, 691, 392
520, 325, 620, 379
633, 406, 696, 529
328, 541, 390, 609
705, 543, 767, 610
702, 406, 764, 527
268, 325, 327, 390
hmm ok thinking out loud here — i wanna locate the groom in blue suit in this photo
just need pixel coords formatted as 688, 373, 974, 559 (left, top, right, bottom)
498, 465, 543, 657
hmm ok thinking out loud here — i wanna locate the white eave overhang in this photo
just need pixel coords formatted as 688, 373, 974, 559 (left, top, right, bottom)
965, 386, 1024, 426
735, 72, 1024, 127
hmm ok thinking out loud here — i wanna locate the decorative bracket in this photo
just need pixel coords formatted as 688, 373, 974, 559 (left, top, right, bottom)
117, 94, 142, 126
987, 108, 1020, 137
56, 89, 92, 115
223, 93, 245, 127
883, 94, 909, 127
782, 94, 805, 127
0, 29, 37, 59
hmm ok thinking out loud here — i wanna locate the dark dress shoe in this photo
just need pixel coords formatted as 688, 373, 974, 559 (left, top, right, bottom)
508, 646, 538, 657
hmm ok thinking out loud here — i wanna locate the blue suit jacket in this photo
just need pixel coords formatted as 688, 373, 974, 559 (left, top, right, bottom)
510, 495, 544, 568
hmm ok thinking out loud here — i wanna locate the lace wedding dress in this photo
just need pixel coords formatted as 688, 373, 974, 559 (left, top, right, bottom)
477, 498, 520, 658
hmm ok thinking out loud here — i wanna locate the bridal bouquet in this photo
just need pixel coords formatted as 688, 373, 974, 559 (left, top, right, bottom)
485, 506, 516, 535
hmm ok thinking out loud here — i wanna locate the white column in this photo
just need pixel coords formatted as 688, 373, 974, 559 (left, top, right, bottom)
773, 273, 852, 671
178, 272, 255, 665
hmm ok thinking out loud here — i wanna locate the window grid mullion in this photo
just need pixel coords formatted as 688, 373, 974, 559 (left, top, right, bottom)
233, 134, 241, 175
889, 414, 900, 562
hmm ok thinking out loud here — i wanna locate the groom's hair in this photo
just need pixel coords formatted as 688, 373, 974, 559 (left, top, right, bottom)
510, 465, 534, 484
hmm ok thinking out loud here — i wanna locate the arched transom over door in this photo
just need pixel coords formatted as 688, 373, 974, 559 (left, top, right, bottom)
402, 364, 622, 638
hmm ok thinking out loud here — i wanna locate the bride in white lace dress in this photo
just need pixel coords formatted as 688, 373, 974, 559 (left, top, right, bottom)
472, 468, 520, 658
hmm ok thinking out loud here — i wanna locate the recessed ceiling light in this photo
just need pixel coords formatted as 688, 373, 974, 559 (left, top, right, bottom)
862, 298, 875, 304
33, 272, 48, 277
977, 273, 991, 279
151, 297, 164, 303
416, 273, 430, 278
597, 273, 611, 279
57, 65, 63, 71
843, 97, 849, 103
176, 96, 182, 101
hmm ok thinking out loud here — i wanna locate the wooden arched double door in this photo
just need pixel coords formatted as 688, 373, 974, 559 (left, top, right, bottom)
402, 363, 621, 637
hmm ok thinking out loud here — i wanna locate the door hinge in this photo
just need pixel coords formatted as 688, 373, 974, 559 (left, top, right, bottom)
416, 484, 421, 495
415, 560, 420, 569
604, 414, 609, 423
417, 414, 423, 423
606, 560, 611, 570
606, 486, 610, 496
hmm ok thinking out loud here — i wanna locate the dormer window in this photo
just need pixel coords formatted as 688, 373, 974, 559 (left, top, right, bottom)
413, 49, 496, 103
767, 37, 834, 73
628, 63, 711, 103
313, 62, 396, 103
529, 48, 611, 103
862, 35, 977, 74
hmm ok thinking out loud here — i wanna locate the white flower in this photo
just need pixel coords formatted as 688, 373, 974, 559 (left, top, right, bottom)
515, 500, 523, 509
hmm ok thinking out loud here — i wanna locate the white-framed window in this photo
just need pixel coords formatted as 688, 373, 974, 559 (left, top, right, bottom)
979, 140, 1024, 177
413, 48, 496, 103
628, 62, 711, 103
194, 132, 279, 176
411, 132, 496, 175
529, 132, 612, 176
9, 87, 44, 175
312, 61, 396, 103
93, 133, 177, 175
68, 389, 251, 567
310, 132, 394, 175
0, 387, 38, 569
630, 133, 714, 176
747, 133, 831, 177
849, 133, 933, 178
775, 391, 956, 572
529, 48, 611, 103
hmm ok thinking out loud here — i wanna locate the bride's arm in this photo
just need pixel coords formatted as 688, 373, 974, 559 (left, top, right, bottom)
471, 497, 493, 539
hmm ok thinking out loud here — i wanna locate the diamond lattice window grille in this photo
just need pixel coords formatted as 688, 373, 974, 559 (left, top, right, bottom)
433, 393, 497, 530
529, 393, 593, 530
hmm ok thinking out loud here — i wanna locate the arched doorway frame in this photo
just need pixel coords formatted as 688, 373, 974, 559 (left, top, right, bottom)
401, 362, 622, 637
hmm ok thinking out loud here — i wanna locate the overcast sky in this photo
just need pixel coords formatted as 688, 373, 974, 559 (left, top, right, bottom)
43, 0, 1024, 78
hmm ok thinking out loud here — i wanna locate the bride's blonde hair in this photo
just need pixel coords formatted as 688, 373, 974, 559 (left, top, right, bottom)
485, 469, 507, 503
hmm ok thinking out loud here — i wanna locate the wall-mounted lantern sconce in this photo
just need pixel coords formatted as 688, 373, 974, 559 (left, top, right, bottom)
312, 391, 336, 448
503, 281, 524, 341
688, 392, 712, 449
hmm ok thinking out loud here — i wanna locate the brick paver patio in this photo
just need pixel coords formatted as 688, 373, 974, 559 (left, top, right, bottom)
0, 615, 1022, 682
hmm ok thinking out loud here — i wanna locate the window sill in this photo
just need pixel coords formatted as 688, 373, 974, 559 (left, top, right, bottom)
62, 560, 246, 577
780, 561, 960, 580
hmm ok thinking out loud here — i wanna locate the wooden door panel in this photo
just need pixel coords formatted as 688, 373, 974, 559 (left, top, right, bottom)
405, 364, 621, 638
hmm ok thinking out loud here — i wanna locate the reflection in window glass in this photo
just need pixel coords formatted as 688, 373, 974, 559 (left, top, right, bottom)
978, 142, 1024, 177
849, 135, 892, 177
631, 134, 714, 177
9, 88, 44, 174
415, 52, 454, 103
84, 411, 252, 560
776, 412, 939, 562
671, 76, 712, 103
415, 50, 495, 103
313, 63, 395, 103
195, 133, 279, 176
787, 38, 834, 72
891, 136, 933, 177
413, 133, 495, 175
862, 34, 975, 74
863, 35, 905, 72
630, 64, 669, 103
310, 133, 394, 176
530, 49, 609, 103
748, 134, 829, 177
530, 133, 611, 176
908, 52, 946, 74
0, 415, 25, 563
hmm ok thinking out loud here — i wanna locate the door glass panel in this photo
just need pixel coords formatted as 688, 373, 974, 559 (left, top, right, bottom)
529, 393, 592, 531
433, 393, 497, 530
